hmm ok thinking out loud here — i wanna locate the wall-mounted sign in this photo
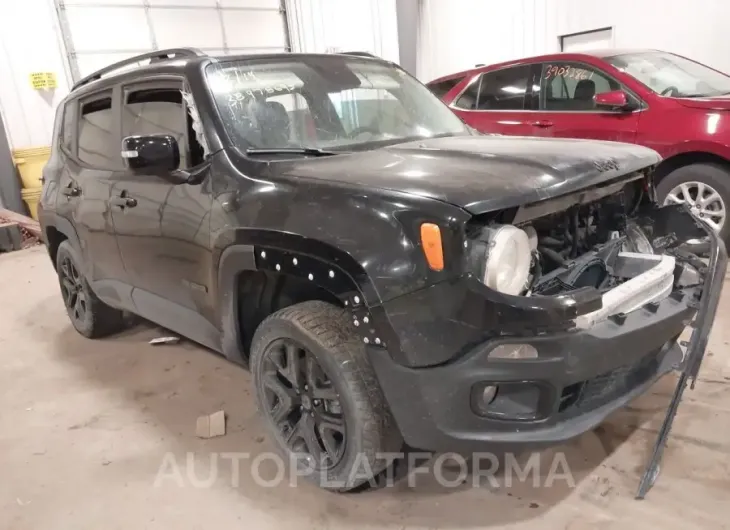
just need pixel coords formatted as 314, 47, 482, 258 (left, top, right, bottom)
29, 72, 57, 90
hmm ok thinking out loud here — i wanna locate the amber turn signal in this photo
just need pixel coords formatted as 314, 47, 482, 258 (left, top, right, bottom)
420, 223, 444, 271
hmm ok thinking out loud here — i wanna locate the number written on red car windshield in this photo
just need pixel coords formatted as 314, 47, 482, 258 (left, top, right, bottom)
544, 64, 595, 81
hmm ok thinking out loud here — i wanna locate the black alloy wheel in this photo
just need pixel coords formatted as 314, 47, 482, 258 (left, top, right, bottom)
250, 301, 402, 491
59, 255, 88, 327
54, 240, 126, 338
261, 338, 346, 470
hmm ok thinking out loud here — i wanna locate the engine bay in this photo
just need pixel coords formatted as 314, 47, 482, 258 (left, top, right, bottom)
466, 178, 704, 314
526, 186, 654, 296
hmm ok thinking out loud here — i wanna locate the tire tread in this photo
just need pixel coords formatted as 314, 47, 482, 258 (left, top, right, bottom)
56, 240, 126, 338
250, 300, 400, 491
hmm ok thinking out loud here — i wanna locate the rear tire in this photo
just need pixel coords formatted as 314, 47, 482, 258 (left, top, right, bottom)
656, 163, 730, 247
55, 240, 126, 338
250, 300, 402, 492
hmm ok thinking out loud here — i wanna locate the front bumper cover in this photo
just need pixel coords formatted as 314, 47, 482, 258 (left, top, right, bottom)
369, 287, 693, 452
368, 205, 727, 455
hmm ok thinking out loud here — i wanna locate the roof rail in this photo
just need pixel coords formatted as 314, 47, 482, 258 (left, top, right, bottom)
341, 51, 379, 58
72, 48, 206, 91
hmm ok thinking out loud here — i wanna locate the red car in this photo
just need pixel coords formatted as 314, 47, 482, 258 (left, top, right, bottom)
428, 50, 730, 246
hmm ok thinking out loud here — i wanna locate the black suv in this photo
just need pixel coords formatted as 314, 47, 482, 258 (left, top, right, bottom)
40, 48, 725, 493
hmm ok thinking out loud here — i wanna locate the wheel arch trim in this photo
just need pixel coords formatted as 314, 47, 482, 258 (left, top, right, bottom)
215, 230, 397, 363
655, 145, 730, 182
41, 214, 82, 268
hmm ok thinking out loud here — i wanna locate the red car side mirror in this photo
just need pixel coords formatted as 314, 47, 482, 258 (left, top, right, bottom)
594, 90, 632, 111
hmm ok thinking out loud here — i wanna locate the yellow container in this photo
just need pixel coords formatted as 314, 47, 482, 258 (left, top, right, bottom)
13, 146, 51, 189
21, 187, 42, 220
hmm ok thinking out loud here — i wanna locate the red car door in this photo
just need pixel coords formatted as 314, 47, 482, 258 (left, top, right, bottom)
448, 64, 538, 136
527, 61, 641, 143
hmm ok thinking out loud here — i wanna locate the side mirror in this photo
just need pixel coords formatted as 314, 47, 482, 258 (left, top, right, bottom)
121, 135, 187, 184
594, 90, 633, 111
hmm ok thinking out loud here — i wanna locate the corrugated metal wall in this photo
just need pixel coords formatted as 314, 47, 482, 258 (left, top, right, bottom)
418, 0, 730, 81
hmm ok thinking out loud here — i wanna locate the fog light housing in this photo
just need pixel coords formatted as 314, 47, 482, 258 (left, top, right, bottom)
471, 382, 542, 420
489, 343, 538, 360
471, 383, 499, 415
482, 385, 498, 404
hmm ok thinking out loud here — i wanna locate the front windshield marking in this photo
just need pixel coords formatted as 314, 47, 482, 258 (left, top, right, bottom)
607, 51, 730, 98
205, 57, 469, 151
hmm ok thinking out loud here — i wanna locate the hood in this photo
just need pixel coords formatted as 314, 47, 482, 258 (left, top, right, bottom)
279, 135, 660, 215
675, 96, 730, 110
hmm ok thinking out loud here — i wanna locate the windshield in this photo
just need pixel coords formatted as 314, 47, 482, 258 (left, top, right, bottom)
205, 56, 469, 151
606, 51, 730, 98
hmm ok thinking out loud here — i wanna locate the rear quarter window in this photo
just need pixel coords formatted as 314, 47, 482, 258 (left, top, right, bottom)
61, 100, 75, 153
426, 77, 464, 99
78, 96, 117, 168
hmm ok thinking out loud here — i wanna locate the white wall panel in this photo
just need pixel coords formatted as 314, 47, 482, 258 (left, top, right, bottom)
221, 0, 280, 7
222, 10, 288, 48
0, 0, 70, 149
148, 0, 217, 5
286, 0, 399, 62
65, 0, 140, 4
65, 6, 152, 52
75, 52, 142, 78
418, 0, 553, 82
419, 0, 730, 81
150, 8, 224, 49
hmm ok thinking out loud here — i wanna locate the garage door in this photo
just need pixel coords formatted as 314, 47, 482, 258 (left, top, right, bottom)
54, 0, 290, 81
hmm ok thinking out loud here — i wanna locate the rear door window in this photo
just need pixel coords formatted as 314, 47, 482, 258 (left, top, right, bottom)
78, 94, 118, 168
476, 65, 532, 110
453, 65, 532, 110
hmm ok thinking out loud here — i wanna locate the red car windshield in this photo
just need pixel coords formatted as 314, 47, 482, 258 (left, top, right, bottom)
607, 51, 730, 98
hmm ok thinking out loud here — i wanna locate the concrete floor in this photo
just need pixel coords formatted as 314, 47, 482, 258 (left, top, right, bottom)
2, 245, 730, 530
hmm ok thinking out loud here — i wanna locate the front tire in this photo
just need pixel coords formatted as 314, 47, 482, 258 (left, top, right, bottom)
55, 240, 125, 338
656, 163, 730, 247
250, 300, 402, 492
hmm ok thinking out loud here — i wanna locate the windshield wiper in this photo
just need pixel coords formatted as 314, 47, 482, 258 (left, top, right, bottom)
246, 147, 341, 157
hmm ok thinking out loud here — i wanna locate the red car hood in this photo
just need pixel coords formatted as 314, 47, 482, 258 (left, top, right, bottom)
675, 96, 730, 110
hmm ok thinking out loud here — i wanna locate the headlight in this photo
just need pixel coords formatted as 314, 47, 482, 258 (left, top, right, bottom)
623, 222, 653, 254
470, 225, 532, 295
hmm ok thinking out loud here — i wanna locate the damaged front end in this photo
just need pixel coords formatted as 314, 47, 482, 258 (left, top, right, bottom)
464, 174, 712, 334
369, 169, 726, 497
463, 173, 728, 496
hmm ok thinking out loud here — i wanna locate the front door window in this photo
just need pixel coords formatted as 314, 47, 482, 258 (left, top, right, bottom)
540, 62, 621, 111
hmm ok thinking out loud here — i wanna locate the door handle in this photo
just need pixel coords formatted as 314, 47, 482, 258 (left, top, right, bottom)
110, 194, 137, 209
530, 120, 554, 128
62, 185, 81, 197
